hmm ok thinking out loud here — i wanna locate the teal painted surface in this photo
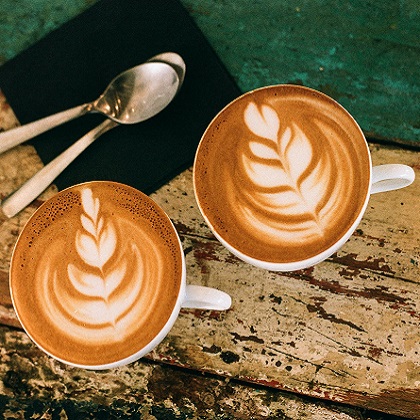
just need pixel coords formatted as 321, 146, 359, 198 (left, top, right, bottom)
0, 0, 419, 146
0, 0, 97, 63
182, 0, 420, 146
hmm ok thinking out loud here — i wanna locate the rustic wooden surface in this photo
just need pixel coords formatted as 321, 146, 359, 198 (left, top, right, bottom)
150, 161, 419, 418
0, 91, 419, 419
0, 324, 386, 420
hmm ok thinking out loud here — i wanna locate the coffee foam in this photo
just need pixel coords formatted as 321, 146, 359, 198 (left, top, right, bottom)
194, 85, 371, 263
11, 182, 183, 367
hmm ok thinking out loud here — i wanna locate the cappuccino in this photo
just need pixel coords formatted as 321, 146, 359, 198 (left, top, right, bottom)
10, 182, 183, 368
194, 85, 371, 267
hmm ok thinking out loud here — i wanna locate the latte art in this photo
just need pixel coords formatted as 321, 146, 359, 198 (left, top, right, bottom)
239, 102, 349, 244
194, 85, 371, 264
40, 188, 153, 344
11, 182, 183, 367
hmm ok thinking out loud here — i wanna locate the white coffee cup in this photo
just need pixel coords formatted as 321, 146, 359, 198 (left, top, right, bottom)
10, 181, 231, 370
193, 85, 415, 272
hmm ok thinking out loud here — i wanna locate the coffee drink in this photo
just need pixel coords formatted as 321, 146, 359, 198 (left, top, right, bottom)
10, 182, 183, 368
194, 85, 371, 266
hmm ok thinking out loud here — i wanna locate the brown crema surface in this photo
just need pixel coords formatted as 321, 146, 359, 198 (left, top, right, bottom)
10, 182, 183, 367
194, 85, 371, 263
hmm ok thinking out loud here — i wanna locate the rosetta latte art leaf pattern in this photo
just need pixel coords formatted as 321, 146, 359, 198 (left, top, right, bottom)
41, 187, 145, 344
66, 188, 141, 328
240, 102, 341, 244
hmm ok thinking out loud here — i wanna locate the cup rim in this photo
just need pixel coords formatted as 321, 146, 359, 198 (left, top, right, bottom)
9, 180, 186, 369
193, 84, 372, 271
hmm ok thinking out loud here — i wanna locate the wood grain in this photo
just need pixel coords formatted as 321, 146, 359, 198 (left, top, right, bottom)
0, 326, 383, 419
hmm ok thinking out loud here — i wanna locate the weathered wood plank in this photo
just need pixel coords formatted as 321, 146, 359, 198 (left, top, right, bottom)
0, 326, 384, 419
333, 143, 420, 283
150, 241, 420, 417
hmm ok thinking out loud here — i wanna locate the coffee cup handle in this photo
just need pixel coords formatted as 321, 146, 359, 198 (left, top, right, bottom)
182, 285, 232, 310
371, 164, 415, 194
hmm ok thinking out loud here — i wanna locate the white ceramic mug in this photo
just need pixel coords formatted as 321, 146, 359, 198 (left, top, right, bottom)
193, 85, 415, 272
10, 181, 231, 370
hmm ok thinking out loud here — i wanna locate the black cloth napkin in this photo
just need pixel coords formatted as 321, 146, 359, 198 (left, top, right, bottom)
0, 0, 240, 193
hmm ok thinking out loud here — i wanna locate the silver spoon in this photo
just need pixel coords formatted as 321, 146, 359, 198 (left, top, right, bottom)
2, 60, 181, 218
0, 53, 185, 155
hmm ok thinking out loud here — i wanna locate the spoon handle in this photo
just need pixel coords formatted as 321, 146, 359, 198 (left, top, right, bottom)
0, 104, 90, 155
2, 119, 117, 218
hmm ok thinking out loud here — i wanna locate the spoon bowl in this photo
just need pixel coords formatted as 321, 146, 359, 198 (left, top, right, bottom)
94, 61, 179, 123
147, 52, 186, 89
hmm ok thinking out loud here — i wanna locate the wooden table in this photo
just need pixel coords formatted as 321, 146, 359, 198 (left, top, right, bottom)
0, 1, 419, 418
